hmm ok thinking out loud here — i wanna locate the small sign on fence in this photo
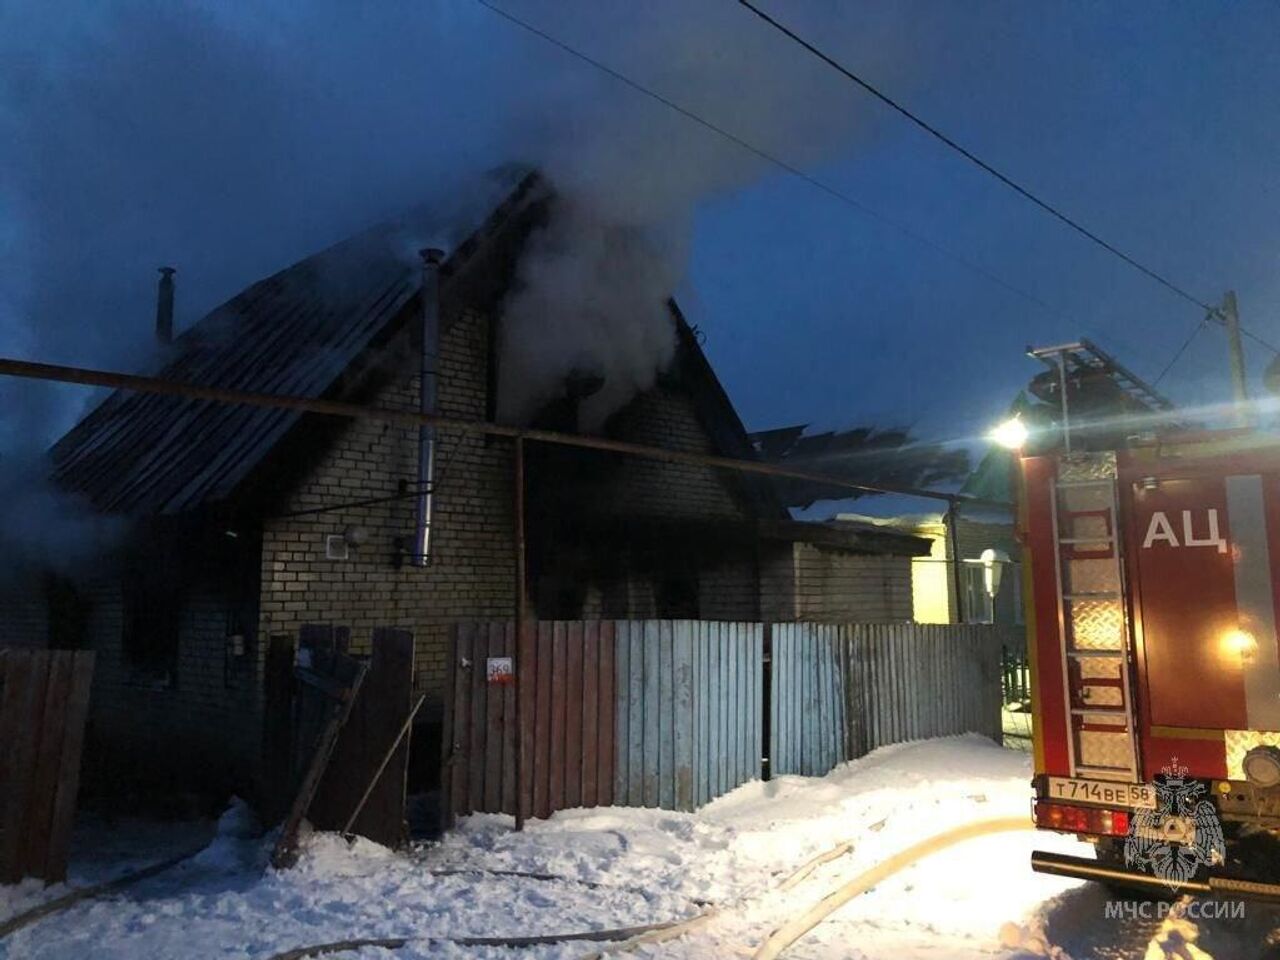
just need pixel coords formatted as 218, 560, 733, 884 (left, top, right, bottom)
486, 656, 514, 685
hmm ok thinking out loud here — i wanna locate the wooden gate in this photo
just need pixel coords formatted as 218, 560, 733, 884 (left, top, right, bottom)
0, 649, 95, 883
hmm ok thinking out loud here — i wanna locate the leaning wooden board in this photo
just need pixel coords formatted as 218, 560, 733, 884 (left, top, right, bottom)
0, 649, 95, 883
308, 629, 414, 847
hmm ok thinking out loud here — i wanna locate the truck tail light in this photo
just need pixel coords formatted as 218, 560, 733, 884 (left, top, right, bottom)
1034, 801, 1130, 837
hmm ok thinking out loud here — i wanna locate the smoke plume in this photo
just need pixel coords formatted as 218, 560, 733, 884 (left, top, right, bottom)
0, 0, 918, 566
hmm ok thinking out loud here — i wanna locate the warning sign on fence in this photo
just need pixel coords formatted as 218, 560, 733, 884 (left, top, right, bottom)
486, 657, 514, 685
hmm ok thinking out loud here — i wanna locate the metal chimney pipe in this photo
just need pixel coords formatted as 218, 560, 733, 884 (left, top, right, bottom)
412, 248, 444, 567
155, 267, 176, 344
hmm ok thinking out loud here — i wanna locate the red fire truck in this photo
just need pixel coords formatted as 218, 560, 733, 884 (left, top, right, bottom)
1018, 341, 1280, 897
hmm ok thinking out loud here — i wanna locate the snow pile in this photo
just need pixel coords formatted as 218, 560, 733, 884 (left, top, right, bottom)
191, 797, 265, 874
4, 736, 1093, 959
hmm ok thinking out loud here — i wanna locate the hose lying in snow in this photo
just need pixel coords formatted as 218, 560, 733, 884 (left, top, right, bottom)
424, 867, 715, 906
753, 815, 1034, 960
574, 823, 877, 958
264, 910, 718, 960
577, 908, 720, 959
267, 828, 847, 960
0, 845, 208, 940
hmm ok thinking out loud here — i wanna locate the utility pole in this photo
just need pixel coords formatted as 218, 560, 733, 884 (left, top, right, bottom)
1220, 290, 1249, 426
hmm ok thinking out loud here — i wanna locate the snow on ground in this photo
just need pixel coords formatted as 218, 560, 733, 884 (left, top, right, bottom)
0, 810, 215, 926
4, 736, 1095, 960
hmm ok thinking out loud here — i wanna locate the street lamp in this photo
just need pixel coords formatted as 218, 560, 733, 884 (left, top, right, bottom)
989, 415, 1029, 450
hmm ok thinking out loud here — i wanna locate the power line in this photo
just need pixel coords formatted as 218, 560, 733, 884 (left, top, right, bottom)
1239, 323, 1280, 356
473, 0, 1067, 323
735, 0, 1217, 315
736, 0, 1280, 364
478, 0, 1275, 385
1153, 317, 1206, 388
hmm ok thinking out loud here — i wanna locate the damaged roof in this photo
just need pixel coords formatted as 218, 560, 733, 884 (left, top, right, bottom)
49, 171, 780, 520
50, 170, 545, 515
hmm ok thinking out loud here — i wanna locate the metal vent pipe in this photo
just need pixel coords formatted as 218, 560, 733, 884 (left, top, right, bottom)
413, 248, 444, 566
155, 267, 176, 344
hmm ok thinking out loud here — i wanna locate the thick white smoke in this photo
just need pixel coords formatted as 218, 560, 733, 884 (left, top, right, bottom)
0, 0, 923, 567
493, 2, 911, 424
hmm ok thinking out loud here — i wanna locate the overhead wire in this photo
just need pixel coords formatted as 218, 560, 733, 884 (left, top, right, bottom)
734, 0, 1279, 363
1152, 317, 1207, 388
473, 0, 1071, 326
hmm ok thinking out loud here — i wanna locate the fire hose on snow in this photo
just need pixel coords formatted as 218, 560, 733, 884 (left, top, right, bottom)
752, 816, 1035, 960
259, 815, 1037, 960
3, 815, 1036, 957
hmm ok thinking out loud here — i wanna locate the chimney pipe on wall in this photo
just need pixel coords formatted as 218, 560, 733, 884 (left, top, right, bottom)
155, 267, 176, 344
412, 248, 444, 567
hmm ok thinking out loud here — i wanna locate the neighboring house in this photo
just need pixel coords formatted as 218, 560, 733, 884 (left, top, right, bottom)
7, 171, 927, 801
836, 510, 1020, 626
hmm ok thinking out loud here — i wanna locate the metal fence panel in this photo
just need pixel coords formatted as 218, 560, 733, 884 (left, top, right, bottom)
443, 619, 1005, 822
770, 623, 847, 777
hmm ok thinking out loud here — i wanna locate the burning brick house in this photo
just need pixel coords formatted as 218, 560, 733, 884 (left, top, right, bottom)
10, 171, 927, 799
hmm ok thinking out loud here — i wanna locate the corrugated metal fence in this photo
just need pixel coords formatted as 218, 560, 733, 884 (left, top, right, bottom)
443, 620, 1006, 822
444, 620, 760, 823
770, 623, 1005, 778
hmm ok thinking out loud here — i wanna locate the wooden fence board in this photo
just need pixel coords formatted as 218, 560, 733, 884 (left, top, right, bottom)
534, 622, 552, 819
0, 651, 96, 884
545, 623, 563, 812
43, 653, 94, 881
627, 622, 645, 806
311, 628, 414, 846
440, 628, 459, 830
467, 621, 488, 815
1, 651, 47, 883
484, 624, 505, 813
565, 622, 584, 809
518, 621, 536, 821
500, 623, 517, 816
24, 652, 69, 878
612, 620, 629, 808
581, 621, 599, 809
597, 621, 615, 807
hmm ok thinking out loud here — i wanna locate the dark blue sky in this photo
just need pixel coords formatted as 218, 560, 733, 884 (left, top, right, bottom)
686, 1, 1280, 444
3, 1, 1278, 456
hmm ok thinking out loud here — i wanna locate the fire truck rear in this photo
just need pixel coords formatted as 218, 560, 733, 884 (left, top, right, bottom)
1017, 342, 1280, 897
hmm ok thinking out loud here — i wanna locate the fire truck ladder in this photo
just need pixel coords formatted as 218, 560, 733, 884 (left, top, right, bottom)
1050, 460, 1141, 783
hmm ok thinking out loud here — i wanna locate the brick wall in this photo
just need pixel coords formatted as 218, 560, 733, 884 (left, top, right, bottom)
594, 386, 750, 521
78, 577, 262, 796
767, 541, 914, 623
258, 308, 515, 706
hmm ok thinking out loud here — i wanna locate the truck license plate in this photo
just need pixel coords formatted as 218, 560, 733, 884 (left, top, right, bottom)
1046, 777, 1156, 809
